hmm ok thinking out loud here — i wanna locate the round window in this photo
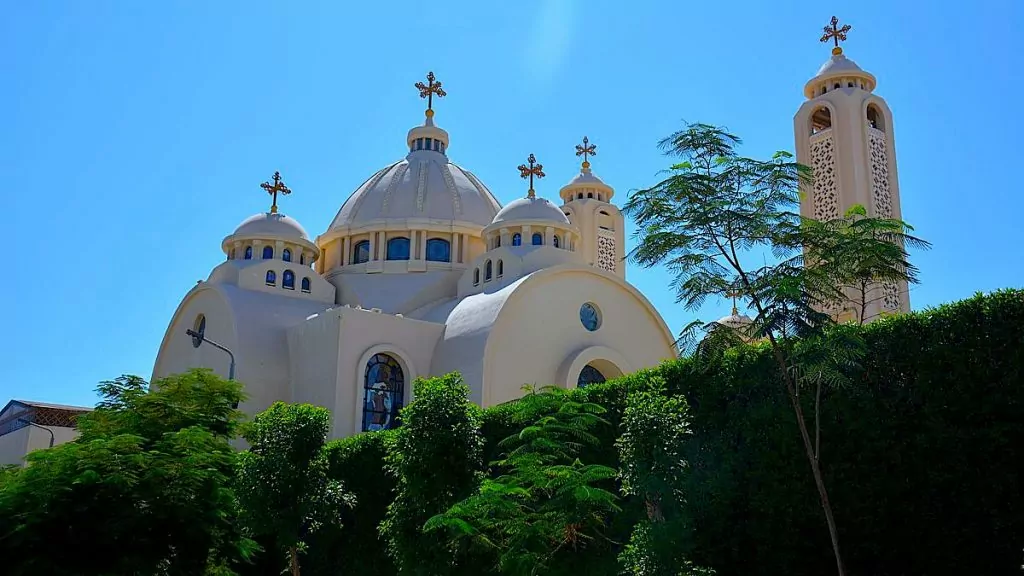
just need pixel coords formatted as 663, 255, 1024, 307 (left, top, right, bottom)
580, 302, 601, 331
191, 314, 206, 348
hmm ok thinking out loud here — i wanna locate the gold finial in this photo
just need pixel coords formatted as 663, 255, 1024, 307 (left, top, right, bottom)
415, 71, 447, 118
575, 136, 597, 170
517, 153, 545, 199
725, 289, 741, 316
260, 171, 291, 214
820, 16, 852, 56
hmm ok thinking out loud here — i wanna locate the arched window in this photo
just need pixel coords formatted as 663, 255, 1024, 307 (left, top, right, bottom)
867, 104, 884, 131
587, 192, 594, 199
387, 237, 410, 260
497, 260, 503, 277
598, 194, 603, 201
262, 245, 274, 260
473, 268, 480, 285
577, 364, 606, 388
283, 270, 295, 290
244, 246, 253, 260
282, 248, 292, 262
811, 106, 832, 134
512, 233, 522, 246
426, 238, 451, 262
532, 233, 543, 246
362, 353, 405, 432
352, 240, 371, 264
577, 193, 583, 199
553, 235, 560, 248
299, 253, 305, 265
484, 260, 492, 281
265, 270, 276, 286
301, 277, 311, 293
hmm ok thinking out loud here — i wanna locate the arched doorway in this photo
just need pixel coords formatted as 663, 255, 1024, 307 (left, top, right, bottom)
362, 353, 405, 432
577, 364, 606, 387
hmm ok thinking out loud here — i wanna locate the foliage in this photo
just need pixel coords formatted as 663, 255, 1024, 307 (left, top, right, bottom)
427, 387, 620, 575
381, 373, 485, 576
236, 402, 353, 576
0, 369, 252, 576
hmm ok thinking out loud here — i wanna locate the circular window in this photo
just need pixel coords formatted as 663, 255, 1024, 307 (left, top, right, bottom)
191, 314, 206, 348
580, 302, 601, 331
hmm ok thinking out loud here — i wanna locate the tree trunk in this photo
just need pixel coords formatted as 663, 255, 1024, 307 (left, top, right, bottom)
290, 546, 300, 576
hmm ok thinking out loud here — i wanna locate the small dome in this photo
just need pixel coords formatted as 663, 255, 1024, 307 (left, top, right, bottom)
804, 52, 877, 98
232, 212, 309, 240
491, 196, 570, 225
716, 313, 753, 330
815, 53, 864, 77
560, 165, 615, 203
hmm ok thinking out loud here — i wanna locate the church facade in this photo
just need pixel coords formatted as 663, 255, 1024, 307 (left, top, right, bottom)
152, 78, 676, 438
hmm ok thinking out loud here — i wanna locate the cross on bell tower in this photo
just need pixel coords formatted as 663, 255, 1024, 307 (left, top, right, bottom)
518, 154, 545, 199
820, 16, 852, 55
260, 171, 291, 214
575, 136, 597, 170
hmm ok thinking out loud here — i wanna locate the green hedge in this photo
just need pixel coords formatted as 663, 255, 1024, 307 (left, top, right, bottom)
289, 289, 1024, 575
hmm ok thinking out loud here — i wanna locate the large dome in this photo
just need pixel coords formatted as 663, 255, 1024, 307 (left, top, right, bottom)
492, 196, 570, 225
327, 150, 502, 231
232, 212, 309, 240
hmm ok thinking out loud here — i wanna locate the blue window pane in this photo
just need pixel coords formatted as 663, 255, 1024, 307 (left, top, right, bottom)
282, 248, 291, 262
262, 245, 274, 259
301, 277, 311, 292
577, 364, 606, 388
425, 138, 432, 150
580, 302, 601, 331
433, 139, 439, 151
426, 238, 451, 262
362, 353, 405, 431
485, 260, 492, 281
244, 246, 253, 260
265, 270, 276, 286
532, 233, 543, 245
416, 138, 423, 150
353, 240, 370, 264
553, 236, 560, 248
283, 270, 295, 290
387, 237, 411, 260
512, 233, 522, 246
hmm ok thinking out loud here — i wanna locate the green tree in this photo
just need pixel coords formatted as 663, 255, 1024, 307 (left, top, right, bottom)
0, 369, 251, 576
235, 402, 352, 576
426, 386, 620, 576
623, 122, 926, 576
381, 373, 484, 576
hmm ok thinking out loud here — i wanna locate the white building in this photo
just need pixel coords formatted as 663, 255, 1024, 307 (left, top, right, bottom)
152, 87, 676, 439
0, 400, 91, 466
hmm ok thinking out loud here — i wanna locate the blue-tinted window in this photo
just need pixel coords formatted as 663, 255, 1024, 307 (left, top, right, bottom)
262, 245, 274, 259
433, 139, 439, 151
577, 364, 606, 388
353, 240, 370, 264
299, 253, 305, 265
387, 237, 411, 260
580, 302, 601, 331
282, 248, 292, 262
485, 260, 492, 281
244, 246, 253, 260
283, 270, 295, 290
426, 238, 451, 262
362, 353, 404, 432
532, 233, 543, 246
512, 233, 522, 246
553, 235, 560, 248
301, 277, 311, 292
265, 270, 276, 286
416, 138, 423, 150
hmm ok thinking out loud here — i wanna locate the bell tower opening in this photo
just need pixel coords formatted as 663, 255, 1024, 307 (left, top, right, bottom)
866, 104, 884, 131
811, 106, 832, 134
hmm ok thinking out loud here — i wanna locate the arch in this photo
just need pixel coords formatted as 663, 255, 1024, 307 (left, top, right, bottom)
484, 260, 492, 281
473, 268, 480, 285
352, 240, 370, 264
282, 248, 292, 262
810, 105, 832, 134
299, 253, 305, 265
301, 277, 311, 293
497, 260, 503, 277
283, 270, 295, 290
866, 103, 885, 131
531, 232, 543, 246
587, 192, 594, 198
553, 235, 560, 248
361, 353, 406, 432
262, 245, 274, 260
512, 233, 522, 246
265, 270, 276, 286
426, 238, 451, 262
244, 246, 253, 260
558, 345, 631, 390
577, 192, 583, 199
577, 364, 606, 387
387, 237, 411, 260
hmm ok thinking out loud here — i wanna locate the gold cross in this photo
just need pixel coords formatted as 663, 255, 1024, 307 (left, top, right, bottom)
414, 71, 446, 118
260, 171, 291, 214
575, 136, 597, 169
820, 16, 852, 55
725, 289, 742, 316
518, 154, 545, 199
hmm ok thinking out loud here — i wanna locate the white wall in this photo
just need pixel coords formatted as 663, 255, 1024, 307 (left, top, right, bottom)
0, 425, 79, 466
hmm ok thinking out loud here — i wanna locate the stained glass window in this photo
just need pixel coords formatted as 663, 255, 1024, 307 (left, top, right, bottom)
512, 233, 522, 246
282, 248, 292, 262
301, 277, 311, 292
283, 270, 295, 290
362, 353, 405, 432
426, 238, 451, 262
580, 302, 601, 331
577, 364, 606, 388
387, 237, 410, 260
532, 233, 543, 245
265, 270, 276, 286
353, 240, 370, 264
262, 245, 274, 260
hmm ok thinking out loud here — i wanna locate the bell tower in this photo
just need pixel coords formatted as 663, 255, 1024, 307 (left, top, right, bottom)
794, 17, 908, 320
559, 137, 626, 278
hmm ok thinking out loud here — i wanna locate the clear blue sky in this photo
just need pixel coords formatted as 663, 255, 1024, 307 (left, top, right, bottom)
2, 1, 1021, 406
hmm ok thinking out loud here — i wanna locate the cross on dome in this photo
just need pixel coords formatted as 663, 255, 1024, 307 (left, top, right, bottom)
518, 154, 545, 199
820, 16, 852, 56
415, 71, 447, 119
260, 171, 291, 214
575, 136, 597, 170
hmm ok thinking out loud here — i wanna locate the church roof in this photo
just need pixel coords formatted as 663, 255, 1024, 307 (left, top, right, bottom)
491, 196, 570, 225
232, 212, 310, 240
